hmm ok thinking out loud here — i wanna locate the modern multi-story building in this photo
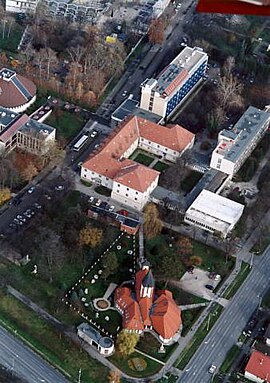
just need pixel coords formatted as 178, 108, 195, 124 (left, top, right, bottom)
5, 0, 40, 13
210, 106, 270, 176
45, 0, 107, 23
81, 116, 195, 210
0, 68, 36, 113
184, 189, 244, 238
0, 107, 56, 155
140, 46, 208, 119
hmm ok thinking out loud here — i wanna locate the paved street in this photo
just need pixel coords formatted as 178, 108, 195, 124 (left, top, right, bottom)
0, 326, 69, 383
177, 246, 270, 382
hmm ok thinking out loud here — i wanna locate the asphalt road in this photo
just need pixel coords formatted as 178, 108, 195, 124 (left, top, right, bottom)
178, 247, 270, 382
0, 326, 69, 383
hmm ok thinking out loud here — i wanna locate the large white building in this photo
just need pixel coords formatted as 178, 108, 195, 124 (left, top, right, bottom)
6, 0, 40, 13
81, 116, 195, 211
210, 106, 270, 176
184, 189, 244, 238
140, 46, 208, 119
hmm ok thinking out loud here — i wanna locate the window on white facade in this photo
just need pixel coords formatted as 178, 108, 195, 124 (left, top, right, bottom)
135, 191, 138, 195
117, 190, 119, 193
126, 194, 128, 197
126, 187, 129, 191
118, 184, 120, 187
135, 197, 137, 201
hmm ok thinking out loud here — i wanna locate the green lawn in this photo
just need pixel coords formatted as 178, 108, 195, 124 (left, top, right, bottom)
192, 240, 234, 276
262, 287, 270, 309
0, 23, 23, 53
145, 233, 233, 285
175, 304, 223, 369
223, 262, 250, 300
219, 345, 240, 374
110, 351, 161, 378
67, 234, 135, 335
46, 110, 86, 140
133, 152, 154, 166
153, 161, 170, 172
0, 291, 108, 383
136, 333, 177, 362
181, 171, 203, 193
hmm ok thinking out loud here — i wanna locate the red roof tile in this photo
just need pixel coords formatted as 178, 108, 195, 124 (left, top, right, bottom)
83, 116, 194, 193
245, 350, 270, 382
0, 72, 36, 108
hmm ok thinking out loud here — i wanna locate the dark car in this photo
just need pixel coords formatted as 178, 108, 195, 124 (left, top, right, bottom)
205, 285, 214, 290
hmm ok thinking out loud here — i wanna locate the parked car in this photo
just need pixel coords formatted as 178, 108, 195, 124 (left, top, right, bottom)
28, 186, 35, 194
122, 90, 127, 97
109, 205, 115, 212
90, 130, 98, 138
55, 185, 64, 191
33, 202, 42, 209
95, 199, 102, 207
205, 285, 214, 290
88, 196, 95, 203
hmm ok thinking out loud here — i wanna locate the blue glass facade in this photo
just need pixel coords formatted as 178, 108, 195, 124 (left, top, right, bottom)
165, 61, 207, 117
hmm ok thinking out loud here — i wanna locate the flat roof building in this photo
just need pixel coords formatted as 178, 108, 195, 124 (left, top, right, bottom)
140, 46, 208, 119
0, 107, 56, 155
184, 189, 244, 237
210, 106, 270, 176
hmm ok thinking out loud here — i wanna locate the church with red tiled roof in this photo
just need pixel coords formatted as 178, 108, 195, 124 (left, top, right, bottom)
114, 260, 182, 344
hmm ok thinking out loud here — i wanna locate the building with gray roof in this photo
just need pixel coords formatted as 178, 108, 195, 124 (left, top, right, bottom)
210, 106, 270, 176
77, 322, 114, 356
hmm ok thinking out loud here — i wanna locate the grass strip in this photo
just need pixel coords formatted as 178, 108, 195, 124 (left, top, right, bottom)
223, 262, 250, 300
0, 290, 108, 383
219, 345, 240, 374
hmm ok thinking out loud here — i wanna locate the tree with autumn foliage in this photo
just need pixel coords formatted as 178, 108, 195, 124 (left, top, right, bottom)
189, 255, 202, 266
148, 18, 166, 45
108, 370, 121, 383
143, 203, 162, 239
78, 226, 103, 248
0, 188, 11, 206
21, 162, 38, 182
116, 330, 139, 358
176, 236, 193, 256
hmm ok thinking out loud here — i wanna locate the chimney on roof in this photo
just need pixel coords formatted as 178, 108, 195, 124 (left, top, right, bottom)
260, 359, 264, 365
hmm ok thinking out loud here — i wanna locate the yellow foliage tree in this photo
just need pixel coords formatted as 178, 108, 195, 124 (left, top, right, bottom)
78, 227, 103, 248
107, 370, 121, 383
116, 330, 139, 358
21, 162, 38, 182
0, 188, 11, 205
143, 203, 162, 239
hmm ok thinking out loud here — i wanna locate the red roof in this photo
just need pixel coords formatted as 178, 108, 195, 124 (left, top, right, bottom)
245, 351, 270, 382
115, 266, 181, 341
0, 71, 36, 108
164, 69, 189, 96
150, 293, 181, 340
83, 116, 194, 193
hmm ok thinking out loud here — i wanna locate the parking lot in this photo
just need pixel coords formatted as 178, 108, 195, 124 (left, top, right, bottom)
179, 267, 222, 300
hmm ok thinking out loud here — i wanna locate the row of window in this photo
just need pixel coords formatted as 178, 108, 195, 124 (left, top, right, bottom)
185, 216, 214, 232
